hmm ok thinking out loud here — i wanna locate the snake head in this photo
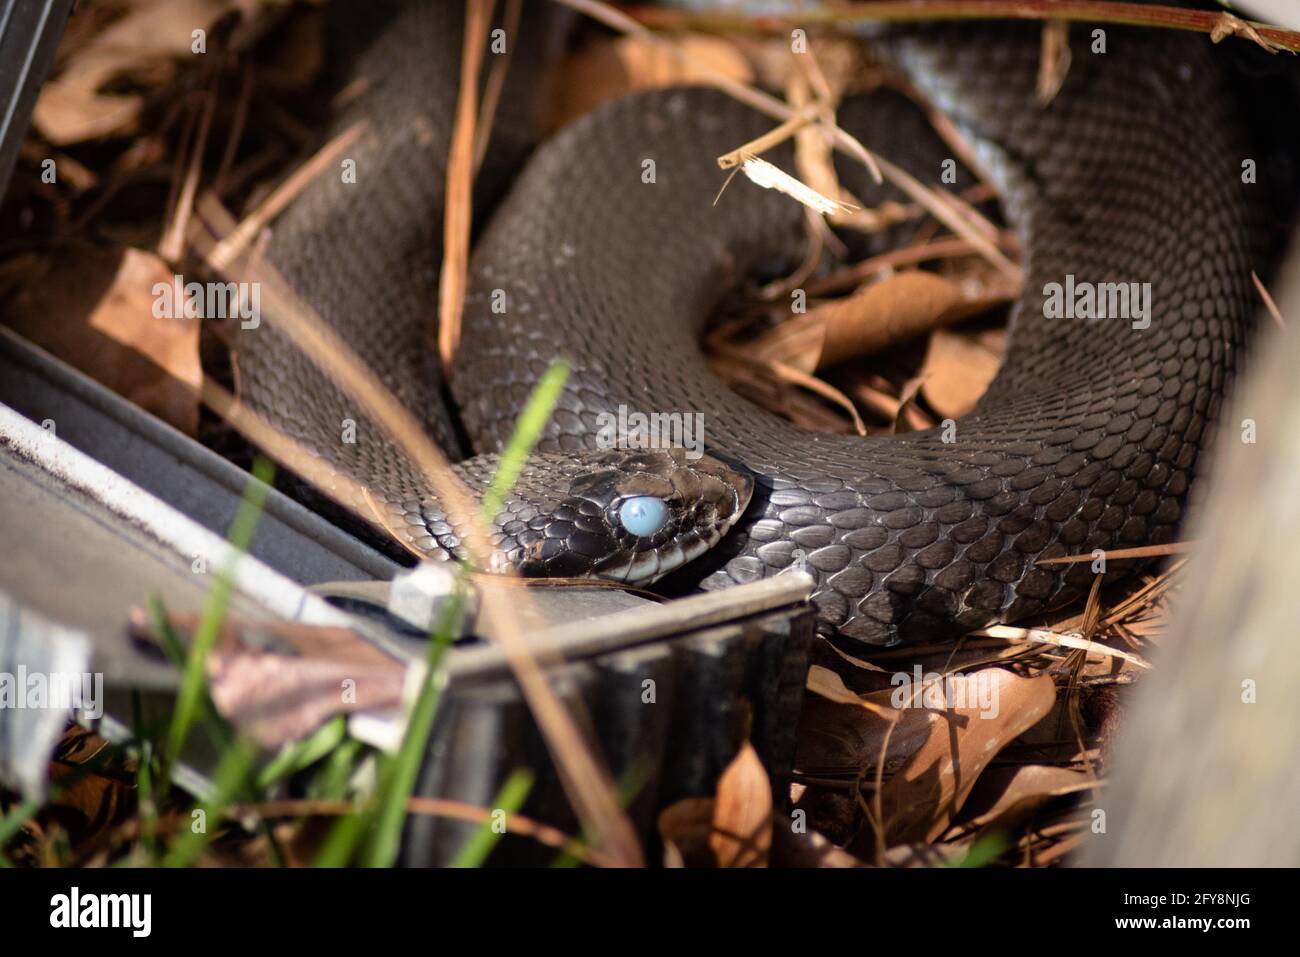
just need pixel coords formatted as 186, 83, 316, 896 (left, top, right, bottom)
495, 447, 753, 585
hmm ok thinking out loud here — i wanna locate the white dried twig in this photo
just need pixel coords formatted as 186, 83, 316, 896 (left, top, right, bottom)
735, 152, 857, 216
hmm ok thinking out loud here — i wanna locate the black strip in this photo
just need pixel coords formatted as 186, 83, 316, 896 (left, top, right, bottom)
0, 0, 74, 203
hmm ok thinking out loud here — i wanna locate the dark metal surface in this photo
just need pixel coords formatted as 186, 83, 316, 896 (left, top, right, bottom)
404, 601, 815, 866
4, 0, 1278, 866
0, 327, 399, 585
0, 0, 72, 201
0, 400, 357, 687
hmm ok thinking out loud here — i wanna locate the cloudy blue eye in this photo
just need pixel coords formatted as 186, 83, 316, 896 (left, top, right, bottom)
619, 496, 668, 537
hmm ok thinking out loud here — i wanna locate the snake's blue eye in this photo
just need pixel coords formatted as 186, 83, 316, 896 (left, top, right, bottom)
619, 496, 668, 537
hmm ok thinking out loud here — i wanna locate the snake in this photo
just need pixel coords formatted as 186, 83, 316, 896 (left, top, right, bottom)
229, 1, 1259, 646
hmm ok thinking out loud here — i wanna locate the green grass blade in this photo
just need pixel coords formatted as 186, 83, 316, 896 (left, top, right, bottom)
449, 769, 534, 868
131, 690, 159, 862
165, 458, 274, 768
147, 594, 232, 760
354, 593, 462, 867
255, 716, 346, 791
312, 805, 369, 867
307, 736, 365, 801
952, 831, 1010, 868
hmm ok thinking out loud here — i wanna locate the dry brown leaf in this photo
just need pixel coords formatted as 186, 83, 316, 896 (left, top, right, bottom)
795, 694, 938, 782
43, 727, 135, 849
952, 764, 1095, 838
806, 664, 895, 717
261, 7, 326, 89
550, 34, 752, 129
709, 742, 773, 867
4, 247, 201, 434
877, 670, 1057, 846
919, 325, 1004, 420
34, 0, 233, 145
132, 610, 408, 749
751, 270, 993, 374
33, 80, 147, 148
656, 744, 774, 868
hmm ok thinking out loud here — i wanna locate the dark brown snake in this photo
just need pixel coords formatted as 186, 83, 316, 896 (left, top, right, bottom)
231, 2, 1260, 646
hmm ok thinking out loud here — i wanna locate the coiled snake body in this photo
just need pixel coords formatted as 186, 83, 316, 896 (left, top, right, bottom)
234, 2, 1258, 645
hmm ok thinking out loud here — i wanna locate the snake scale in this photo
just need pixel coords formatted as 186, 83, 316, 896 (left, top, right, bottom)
232, 1, 1259, 646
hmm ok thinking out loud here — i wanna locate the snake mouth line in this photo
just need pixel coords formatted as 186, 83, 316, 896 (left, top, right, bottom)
596, 532, 718, 585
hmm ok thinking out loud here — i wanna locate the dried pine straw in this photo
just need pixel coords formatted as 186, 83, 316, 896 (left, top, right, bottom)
86, 794, 611, 868
159, 73, 218, 262
437, 0, 494, 366
631, 0, 1300, 54
1252, 269, 1288, 329
1035, 541, 1195, 564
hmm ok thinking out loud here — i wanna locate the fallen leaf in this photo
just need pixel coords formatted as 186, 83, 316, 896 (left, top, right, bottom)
951, 764, 1096, 838
919, 325, 1004, 419
1036, 21, 1073, 105
43, 726, 135, 852
795, 694, 937, 783
876, 670, 1057, 846
34, 0, 234, 145
709, 742, 772, 867
261, 7, 325, 89
751, 270, 1003, 375
806, 664, 895, 717
4, 247, 201, 434
132, 610, 409, 748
